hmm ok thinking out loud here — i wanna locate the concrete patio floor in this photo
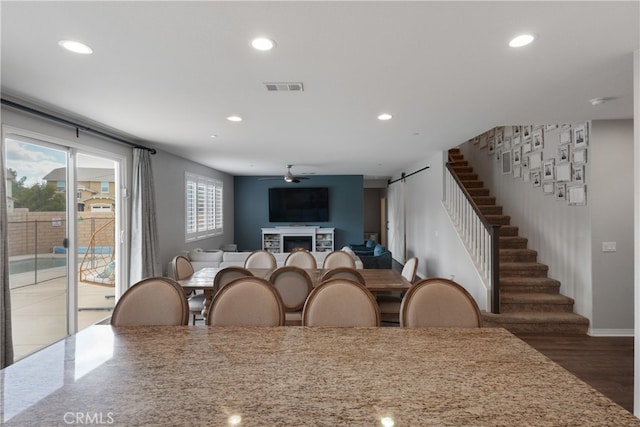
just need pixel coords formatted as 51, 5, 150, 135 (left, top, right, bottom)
9, 267, 114, 361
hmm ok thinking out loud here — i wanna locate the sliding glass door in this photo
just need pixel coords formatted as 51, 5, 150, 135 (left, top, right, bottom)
5, 133, 121, 361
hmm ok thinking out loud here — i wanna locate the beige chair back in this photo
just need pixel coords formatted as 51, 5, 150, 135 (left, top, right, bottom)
400, 278, 482, 328
320, 267, 365, 285
284, 249, 317, 269
269, 266, 313, 312
206, 277, 285, 326
302, 279, 380, 327
111, 277, 189, 326
171, 255, 194, 280
322, 250, 356, 270
244, 250, 277, 269
213, 266, 254, 293
401, 257, 419, 283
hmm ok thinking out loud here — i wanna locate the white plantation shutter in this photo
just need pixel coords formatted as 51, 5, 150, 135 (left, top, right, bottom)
185, 173, 223, 241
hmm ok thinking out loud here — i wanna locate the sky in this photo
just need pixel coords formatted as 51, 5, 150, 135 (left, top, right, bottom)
6, 138, 115, 186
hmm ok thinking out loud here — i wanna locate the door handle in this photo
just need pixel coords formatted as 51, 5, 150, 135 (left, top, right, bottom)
62, 238, 69, 249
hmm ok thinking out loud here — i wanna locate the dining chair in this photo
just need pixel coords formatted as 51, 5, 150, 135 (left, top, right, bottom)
320, 267, 365, 285
322, 250, 356, 270
206, 277, 285, 326
110, 277, 189, 326
213, 266, 254, 293
244, 249, 277, 269
377, 257, 419, 322
269, 266, 313, 326
399, 278, 482, 328
284, 249, 317, 269
170, 255, 204, 325
302, 278, 380, 327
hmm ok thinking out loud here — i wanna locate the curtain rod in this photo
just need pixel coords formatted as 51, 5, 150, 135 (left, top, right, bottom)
387, 165, 430, 185
1, 98, 156, 154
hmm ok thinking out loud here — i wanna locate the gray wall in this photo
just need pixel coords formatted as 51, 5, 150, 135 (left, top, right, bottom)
388, 152, 488, 309
152, 150, 235, 275
590, 120, 634, 333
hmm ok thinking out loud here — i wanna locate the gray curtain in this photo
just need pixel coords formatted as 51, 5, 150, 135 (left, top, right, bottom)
1, 145, 14, 368
129, 148, 161, 285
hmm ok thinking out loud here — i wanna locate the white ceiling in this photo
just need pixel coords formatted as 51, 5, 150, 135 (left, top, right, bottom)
1, 1, 638, 179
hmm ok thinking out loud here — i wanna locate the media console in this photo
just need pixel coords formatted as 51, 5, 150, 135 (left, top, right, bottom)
261, 226, 335, 253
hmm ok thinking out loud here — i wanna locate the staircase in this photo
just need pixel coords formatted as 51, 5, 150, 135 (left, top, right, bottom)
448, 148, 589, 335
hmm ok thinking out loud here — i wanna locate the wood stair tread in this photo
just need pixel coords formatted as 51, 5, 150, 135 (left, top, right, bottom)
483, 311, 589, 324
500, 293, 574, 304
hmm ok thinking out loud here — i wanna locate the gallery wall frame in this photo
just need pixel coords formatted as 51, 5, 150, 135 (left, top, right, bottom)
568, 185, 586, 205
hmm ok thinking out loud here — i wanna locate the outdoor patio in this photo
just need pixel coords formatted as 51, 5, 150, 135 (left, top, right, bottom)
9, 268, 114, 361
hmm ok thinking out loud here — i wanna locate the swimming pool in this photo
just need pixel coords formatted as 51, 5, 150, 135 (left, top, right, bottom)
9, 257, 67, 275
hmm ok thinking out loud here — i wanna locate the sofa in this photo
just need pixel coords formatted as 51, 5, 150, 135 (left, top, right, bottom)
169, 248, 363, 277
348, 241, 392, 269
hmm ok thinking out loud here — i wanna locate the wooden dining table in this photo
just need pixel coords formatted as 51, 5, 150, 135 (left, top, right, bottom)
2, 325, 638, 426
179, 266, 412, 314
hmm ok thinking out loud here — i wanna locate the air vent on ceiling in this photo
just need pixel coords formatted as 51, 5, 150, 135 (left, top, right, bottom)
264, 82, 304, 92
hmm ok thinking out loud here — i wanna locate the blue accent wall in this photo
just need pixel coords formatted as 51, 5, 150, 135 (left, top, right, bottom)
234, 175, 364, 251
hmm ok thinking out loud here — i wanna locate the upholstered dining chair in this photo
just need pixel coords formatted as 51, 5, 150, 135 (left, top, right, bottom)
213, 266, 254, 293
110, 277, 189, 326
244, 249, 277, 269
284, 249, 317, 269
377, 257, 419, 322
171, 255, 203, 325
322, 250, 356, 270
269, 266, 313, 326
206, 277, 285, 326
302, 278, 380, 327
320, 267, 365, 285
399, 278, 482, 328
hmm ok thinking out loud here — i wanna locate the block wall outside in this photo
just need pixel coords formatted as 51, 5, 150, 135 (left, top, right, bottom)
7, 208, 115, 257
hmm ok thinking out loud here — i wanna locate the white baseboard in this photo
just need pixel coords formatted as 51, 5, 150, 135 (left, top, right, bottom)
588, 328, 634, 337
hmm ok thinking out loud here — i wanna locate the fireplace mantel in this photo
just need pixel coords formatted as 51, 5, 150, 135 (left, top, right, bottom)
262, 227, 335, 253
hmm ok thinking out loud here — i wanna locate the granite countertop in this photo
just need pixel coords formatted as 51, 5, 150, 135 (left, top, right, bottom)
2, 326, 638, 426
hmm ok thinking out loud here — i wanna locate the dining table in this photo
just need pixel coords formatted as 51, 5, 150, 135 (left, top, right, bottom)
1, 325, 638, 426
179, 266, 412, 315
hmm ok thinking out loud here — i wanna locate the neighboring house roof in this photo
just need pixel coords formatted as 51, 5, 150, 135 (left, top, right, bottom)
81, 194, 115, 203
43, 167, 115, 182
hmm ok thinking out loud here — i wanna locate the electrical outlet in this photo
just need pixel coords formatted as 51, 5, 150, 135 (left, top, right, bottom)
602, 242, 617, 253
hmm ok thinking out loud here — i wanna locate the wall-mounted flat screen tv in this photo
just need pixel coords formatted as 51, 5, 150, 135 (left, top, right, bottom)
269, 187, 329, 222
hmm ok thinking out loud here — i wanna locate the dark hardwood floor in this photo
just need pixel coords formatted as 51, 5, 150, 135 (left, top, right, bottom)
518, 334, 634, 414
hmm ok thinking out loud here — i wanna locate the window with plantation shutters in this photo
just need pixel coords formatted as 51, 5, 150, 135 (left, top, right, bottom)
185, 173, 223, 241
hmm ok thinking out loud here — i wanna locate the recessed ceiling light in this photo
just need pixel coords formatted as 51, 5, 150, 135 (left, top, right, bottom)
227, 115, 243, 122
251, 37, 276, 51
210, 134, 218, 138
377, 113, 393, 121
58, 40, 93, 54
509, 34, 536, 48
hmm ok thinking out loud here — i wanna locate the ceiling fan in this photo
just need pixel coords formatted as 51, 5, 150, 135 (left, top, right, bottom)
259, 165, 310, 184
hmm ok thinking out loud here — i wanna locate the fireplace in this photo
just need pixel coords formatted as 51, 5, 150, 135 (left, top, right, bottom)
283, 236, 313, 252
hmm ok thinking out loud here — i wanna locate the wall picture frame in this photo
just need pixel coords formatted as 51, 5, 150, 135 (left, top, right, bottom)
522, 125, 532, 141
543, 183, 554, 195
488, 140, 495, 154
479, 133, 488, 148
574, 123, 588, 149
502, 150, 512, 174
513, 166, 521, 179
573, 165, 585, 183
513, 146, 522, 165
532, 128, 544, 150
532, 171, 542, 187
512, 134, 521, 146
558, 145, 570, 163
495, 130, 504, 148
572, 149, 587, 164
555, 183, 566, 201
512, 125, 521, 137
556, 162, 571, 182
568, 185, 586, 205
542, 159, 555, 181
529, 151, 542, 170
560, 129, 572, 145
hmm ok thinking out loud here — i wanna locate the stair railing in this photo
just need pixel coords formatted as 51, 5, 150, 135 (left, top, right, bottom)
444, 157, 501, 314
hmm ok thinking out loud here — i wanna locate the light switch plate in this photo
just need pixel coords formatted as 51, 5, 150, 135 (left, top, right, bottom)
602, 242, 617, 252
